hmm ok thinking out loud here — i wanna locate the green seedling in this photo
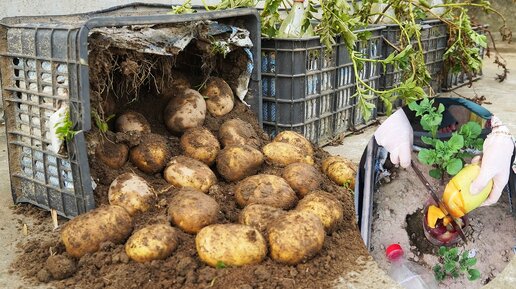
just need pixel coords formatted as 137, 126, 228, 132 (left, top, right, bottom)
55, 111, 78, 142
409, 98, 484, 180
433, 246, 480, 282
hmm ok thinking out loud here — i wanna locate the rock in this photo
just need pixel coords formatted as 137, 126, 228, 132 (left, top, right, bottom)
289, 268, 298, 277
45, 255, 77, 280
119, 252, 130, 264
37, 268, 51, 283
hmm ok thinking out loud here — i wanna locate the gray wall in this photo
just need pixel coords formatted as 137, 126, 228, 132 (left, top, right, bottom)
469, 0, 516, 41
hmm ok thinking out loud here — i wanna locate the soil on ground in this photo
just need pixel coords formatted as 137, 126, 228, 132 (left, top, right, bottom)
370, 156, 515, 289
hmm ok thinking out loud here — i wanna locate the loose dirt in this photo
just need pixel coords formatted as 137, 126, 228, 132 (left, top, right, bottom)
369, 155, 515, 289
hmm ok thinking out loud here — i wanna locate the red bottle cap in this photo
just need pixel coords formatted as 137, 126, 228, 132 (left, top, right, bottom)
386, 244, 404, 261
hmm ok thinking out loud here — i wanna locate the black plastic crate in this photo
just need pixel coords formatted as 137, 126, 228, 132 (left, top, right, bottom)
0, 4, 261, 218
442, 25, 488, 91
262, 26, 383, 145
423, 19, 447, 95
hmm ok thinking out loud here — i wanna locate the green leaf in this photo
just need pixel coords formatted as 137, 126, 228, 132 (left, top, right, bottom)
448, 134, 464, 151
429, 168, 443, 179
215, 260, 226, 269
444, 262, 456, 273
418, 149, 435, 165
446, 158, 463, 175
464, 258, 477, 267
449, 247, 459, 258
421, 136, 435, 146
467, 269, 481, 281
439, 246, 447, 256
433, 264, 442, 273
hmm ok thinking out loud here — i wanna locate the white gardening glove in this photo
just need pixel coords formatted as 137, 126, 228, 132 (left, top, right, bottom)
374, 109, 414, 168
470, 116, 515, 206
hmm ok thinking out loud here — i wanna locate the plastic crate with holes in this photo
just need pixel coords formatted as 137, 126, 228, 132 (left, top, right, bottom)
423, 19, 448, 95
0, 4, 262, 218
261, 26, 384, 145
441, 25, 488, 91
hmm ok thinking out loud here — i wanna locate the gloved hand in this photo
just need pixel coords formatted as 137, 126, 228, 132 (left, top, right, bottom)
374, 109, 413, 168
470, 116, 515, 206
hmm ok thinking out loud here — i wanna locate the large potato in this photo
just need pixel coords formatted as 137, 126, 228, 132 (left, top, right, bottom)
168, 187, 219, 234
108, 172, 155, 216
95, 141, 129, 169
115, 111, 151, 134
239, 204, 285, 235
61, 205, 133, 258
180, 127, 220, 166
322, 156, 357, 188
262, 142, 314, 167
273, 131, 313, 156
216, 145, 264, 182
164, 89, 206, 134
200, 77, 234, 117
282, 162, 322, 198
219, 119, 262, 149
295, 191, 343, 233
129, 133, 171, 174
164, 156, 217, 193
196, 224, 267, 267
267, 211, 325, 265
234, 174, 297, 209
125, 224, 179, 263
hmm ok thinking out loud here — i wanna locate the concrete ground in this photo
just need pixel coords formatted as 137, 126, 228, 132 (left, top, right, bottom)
0, 48, 515, 289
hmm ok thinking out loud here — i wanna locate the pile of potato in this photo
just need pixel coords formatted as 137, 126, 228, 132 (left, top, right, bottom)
66, 76, 357, 269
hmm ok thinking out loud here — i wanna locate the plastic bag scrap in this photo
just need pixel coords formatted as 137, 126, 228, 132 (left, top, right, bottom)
48, 102, 69, 154
90, 20, 254, 104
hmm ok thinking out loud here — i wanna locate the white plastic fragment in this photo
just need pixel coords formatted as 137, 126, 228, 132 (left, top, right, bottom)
48, 103, 69, 154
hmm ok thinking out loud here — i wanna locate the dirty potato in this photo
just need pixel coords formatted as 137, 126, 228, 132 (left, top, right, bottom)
95, 141, 129, 169
295, 191, 343, 233
196, 224, 267, 267
168, 187, 219, 234
129, 133, 171, 174
164, 89, 206, 134
164, 156, 217, 193
125, 224, 179, 263
239, 204, 285, 235
115, 111, 151, 134
200, 77, 234, 117
216, 145, 264, 182
108, 172, 155, 216
180, 127, 220, 166
282, 162, 322, 198
60, 205, 133, 258
262, 142, 314, 167
267, 211, 325, 265
219, 118, 262, 149
322, 156, 357, 188
234, 174, 297, 209
273, 131, 313, 156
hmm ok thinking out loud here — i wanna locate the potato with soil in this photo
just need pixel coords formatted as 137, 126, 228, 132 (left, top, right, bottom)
267, 210, 325, 265
200, 77, 235, 117
282, 162, 322, 198
129, 133, 171, 174
180, 127, 220, 166
235, 174, 297, 209
218, 118, 262, 149
95, 141, 129, 169
295, 191, 343, 233
164, 156, 217, 193
196, 224, 267, 267
216, 145, 264, 182
125, 224, 179, 263
273, 130, 313, 156
239, 204, 285, 235
115, 111, 151, 134
322, 156, 357, 188
60, 205, 133, 258
262, 142, 314, 167
108, 172, 155, 216
168, 187, 219, 234
164, 88, 206, 134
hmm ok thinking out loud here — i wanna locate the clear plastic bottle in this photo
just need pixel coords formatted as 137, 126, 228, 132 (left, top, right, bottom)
277, 0, 314, 38
385, 244, 438, 289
